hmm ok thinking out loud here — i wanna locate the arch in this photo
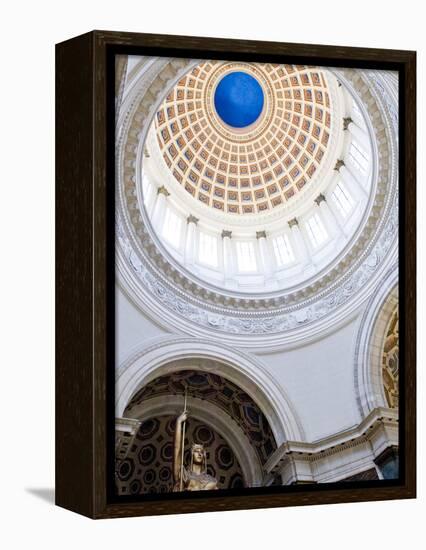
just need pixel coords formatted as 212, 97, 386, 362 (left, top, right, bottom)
116, 413, 246, 493
354, 265, 398, 417
116, 336, 305, 445
382, 308, 399, 408
125, 395, 263, 487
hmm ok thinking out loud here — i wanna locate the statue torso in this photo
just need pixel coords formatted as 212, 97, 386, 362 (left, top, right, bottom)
174, 468, 218, 491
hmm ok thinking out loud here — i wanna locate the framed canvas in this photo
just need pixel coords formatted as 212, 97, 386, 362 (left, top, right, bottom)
55, 30, 416, 519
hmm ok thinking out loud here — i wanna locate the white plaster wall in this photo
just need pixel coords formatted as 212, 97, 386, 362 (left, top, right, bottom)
116, 281, 365, 444
256, 314, 363, 442
116, 286, 169, 364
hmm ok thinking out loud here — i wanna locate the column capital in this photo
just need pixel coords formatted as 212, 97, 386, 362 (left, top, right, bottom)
288, 217, 299, 229
256, 230, 267, 239
334, 159, 345, 171
187, 214, 199, 225
314, 193, 326, 206
222, 230, 232, 239
343, 116, 353, 131
157, 185, 170, 197
143, 145, 150, 158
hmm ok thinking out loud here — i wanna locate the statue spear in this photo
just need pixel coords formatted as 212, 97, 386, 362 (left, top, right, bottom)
179, 389, 188, 492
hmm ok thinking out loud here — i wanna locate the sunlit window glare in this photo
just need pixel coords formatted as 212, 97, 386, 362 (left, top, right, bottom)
198, 231, 218, 267
236, 241, 257, 272
162, 208, 182, 248
273, 234, 295, 267
332, 181, 354, 218
306, 213, 328, 248
349, 140, 369, 175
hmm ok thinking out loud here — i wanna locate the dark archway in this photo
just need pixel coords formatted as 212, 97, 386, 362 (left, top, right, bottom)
124, 369, 277, 466
116, 415, 245, 495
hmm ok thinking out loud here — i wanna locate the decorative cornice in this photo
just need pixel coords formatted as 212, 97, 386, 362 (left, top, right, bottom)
115, 417, 142, 462
157, 185, 170, 197
115, 417, 142, 433
343, 116, 353, 131
264, 406, 398, 475
334, 159, 345, 171
353, 266, 398, 417
115, 56, 128, 120
187, 214, 199, 225
314, 193, 326, 206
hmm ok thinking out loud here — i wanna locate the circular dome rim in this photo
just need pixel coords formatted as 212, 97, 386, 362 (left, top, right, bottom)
138, 62, 377, 300
134, 76, 380, 302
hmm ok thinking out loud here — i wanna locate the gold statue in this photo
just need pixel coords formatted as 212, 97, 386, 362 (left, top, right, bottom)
173, 404, 218, 492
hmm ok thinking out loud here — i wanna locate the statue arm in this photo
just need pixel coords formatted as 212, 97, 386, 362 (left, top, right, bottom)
173, 411, 188, 484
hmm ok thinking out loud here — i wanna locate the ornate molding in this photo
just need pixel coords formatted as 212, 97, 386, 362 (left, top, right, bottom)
334, 159, 345, 171
115, 417, 141, 462
314, 193, 326, 206
343, 116, 353, 130
157, 185, 170, 196
264, 406, 398, 483
353, 266, 398, 417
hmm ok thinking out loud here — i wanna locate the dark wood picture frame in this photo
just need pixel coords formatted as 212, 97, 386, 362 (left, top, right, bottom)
56, 30, 416, 519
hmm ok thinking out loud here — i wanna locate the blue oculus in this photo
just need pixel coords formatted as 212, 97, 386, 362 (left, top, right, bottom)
214, 71, 264, 128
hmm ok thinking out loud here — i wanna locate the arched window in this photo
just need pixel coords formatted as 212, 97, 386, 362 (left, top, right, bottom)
198, 231, 218, 267
162, 208, 182, 249
305, 213, 328, 248
351, 98, 363, 125
331, 181, 354, 218
348, 140, 369, 175
236, 241, 257, 272
272, 234, 294, 267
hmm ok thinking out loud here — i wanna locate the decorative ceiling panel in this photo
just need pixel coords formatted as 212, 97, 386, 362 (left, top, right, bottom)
155, 62, 333, 214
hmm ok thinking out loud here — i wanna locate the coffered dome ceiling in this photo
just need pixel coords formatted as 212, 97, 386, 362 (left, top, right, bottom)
154, 62, 335, 216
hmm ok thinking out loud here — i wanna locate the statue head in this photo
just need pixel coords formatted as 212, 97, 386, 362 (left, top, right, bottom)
190, 443, 207, 472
